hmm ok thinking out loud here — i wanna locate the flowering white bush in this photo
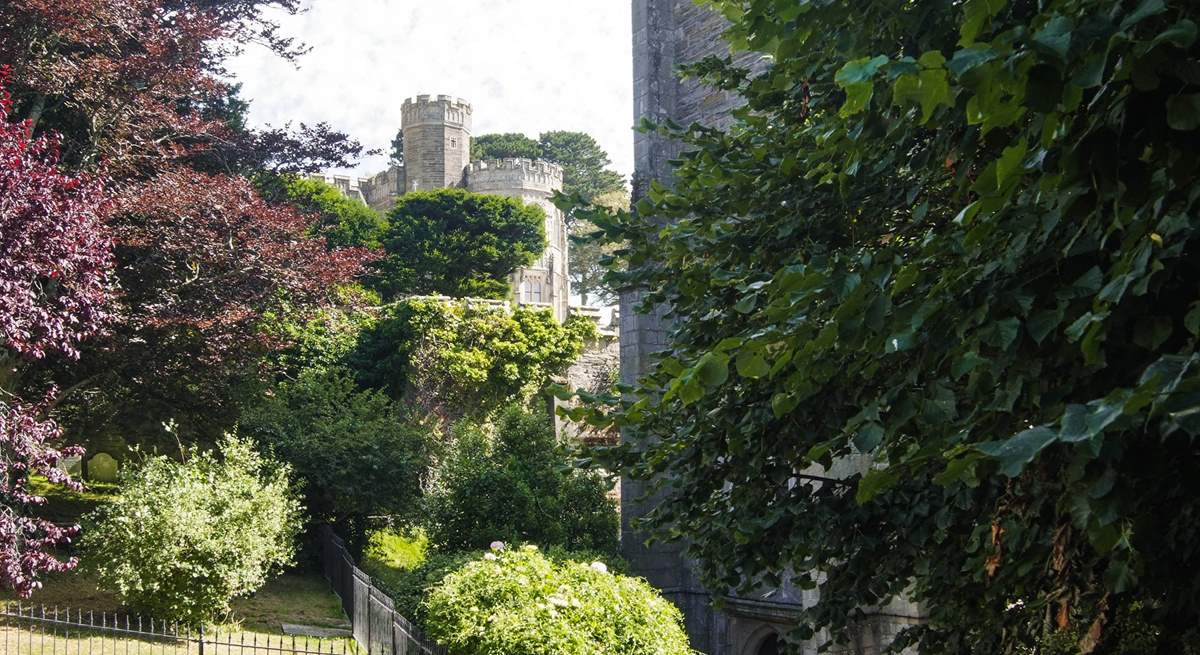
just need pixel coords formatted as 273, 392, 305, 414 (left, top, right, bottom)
424, 548, 693, 655
82, 436, 301, 622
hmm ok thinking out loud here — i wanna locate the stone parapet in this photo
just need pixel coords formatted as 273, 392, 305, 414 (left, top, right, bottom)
401, 95, 473, 129
466, 158, 564, 195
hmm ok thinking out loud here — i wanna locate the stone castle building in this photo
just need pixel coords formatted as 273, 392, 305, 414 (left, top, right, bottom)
312, 95, 570, 321
624, 2, 923, 654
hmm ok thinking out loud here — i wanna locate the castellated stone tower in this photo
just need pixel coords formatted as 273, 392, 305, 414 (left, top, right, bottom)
401, 95, 473, 191
467, 159, 570, 322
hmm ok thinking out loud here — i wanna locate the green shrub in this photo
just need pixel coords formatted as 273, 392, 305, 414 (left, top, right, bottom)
255, 173, 387, 249
352, 299, 595, 422
423, 546, 693, 655
82, 436, 301, 623
366, 528, 429, 571
363, 548, 475, 628
424, 406, 618, 555
240, 367, 432, 555
369, 188, 546, 299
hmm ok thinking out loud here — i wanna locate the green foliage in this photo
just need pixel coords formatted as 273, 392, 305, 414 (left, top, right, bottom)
239, 367, 431, 555
370, 189, 545, 300
424, 406, 618, 555
365, 528, 429, 571
82, 436, 301, 623
569, 189, 629, 306
471, 133, 542, 161
389, 128, 404, 167
352, 299, 595, 421
423, 547, 692, 655
256, 173, 386, 249
363, 547, 475, 629
537, 131, 625, 209
579, 0, 1200, 651
263, 285, 381, 378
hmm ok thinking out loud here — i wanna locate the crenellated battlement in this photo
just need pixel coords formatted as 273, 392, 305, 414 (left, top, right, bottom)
467, 158, 564, 194
401, 95, 473, 129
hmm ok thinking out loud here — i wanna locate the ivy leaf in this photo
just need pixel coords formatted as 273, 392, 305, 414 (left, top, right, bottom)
856, 468, 899, 504
996, 139, 1027, 190
976, 426, 1057, 477
1027, 306, 1064, 344
1060, 397, 1125, 444
1032, 15, 1073, 64
1167, 94, 1200, 131
960, 0, 1007, 45
835, 55, 890, 86
854, 422, 885, 452
1120, 0, 1166, 31
696, 352, 730, 388
1152, 20, 1198, 49
840, 82, 874, 117
735, 350, 771, 379
678, 377, 704, 405
1104, 559, 1138, 593
1185, 303, 1200, 336
771, 392, 798, 418
947, 46, 997, 78
734, 294, 758, 314
1133, 315, 1173, 350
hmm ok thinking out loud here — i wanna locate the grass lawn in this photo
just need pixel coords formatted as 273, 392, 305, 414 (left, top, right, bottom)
363, 529, 428, 572
28, 476, 119, 524
0, 571, 356, 655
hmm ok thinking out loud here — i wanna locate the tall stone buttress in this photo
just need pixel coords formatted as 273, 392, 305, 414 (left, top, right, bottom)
624, 2, 924, 654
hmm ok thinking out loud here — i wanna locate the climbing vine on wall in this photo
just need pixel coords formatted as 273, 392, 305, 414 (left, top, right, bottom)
575, 0, 1200, 651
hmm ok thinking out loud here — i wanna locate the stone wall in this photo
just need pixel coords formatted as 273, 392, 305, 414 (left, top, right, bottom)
360, 165, 405, 213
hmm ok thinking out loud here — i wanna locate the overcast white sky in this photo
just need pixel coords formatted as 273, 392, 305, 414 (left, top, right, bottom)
226, 0, 634, 180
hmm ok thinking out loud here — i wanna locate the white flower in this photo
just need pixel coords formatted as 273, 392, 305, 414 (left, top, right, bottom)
589, 561, 609, 574
489, 541, 506, 552
483, 553, 497, 561
548, 595, 568, 608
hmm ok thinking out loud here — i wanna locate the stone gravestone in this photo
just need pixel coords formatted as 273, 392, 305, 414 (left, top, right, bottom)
57, 455, 82, 477
87, 452, 118, 483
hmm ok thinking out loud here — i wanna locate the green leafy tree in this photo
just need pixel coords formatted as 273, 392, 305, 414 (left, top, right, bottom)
580, 0, 1200, 652
424, 547, 692, 655
352, 299, 596, 422
240, 367, 431, 556
371, 189, 545, 299
256, 173, 387, 249
537, 131, 624, 212
390, 128, 404, 167
471, 132, 542, 161
82, 436, 301, 623
425, 406, 618, 554
570, 189, 628, 307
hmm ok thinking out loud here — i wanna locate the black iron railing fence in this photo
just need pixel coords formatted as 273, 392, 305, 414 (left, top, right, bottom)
317, 526, 448, 655
0, 602, 352, 654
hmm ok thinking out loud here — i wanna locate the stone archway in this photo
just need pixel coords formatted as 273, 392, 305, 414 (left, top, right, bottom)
739, 625, 786, 655
755, 633, 782, 655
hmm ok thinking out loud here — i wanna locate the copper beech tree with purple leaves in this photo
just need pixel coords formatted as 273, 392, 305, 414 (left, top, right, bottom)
0, 67, 115, 596
0, 0, 375, 597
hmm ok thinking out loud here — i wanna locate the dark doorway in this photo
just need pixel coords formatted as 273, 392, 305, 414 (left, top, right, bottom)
757, 633, 782, 655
